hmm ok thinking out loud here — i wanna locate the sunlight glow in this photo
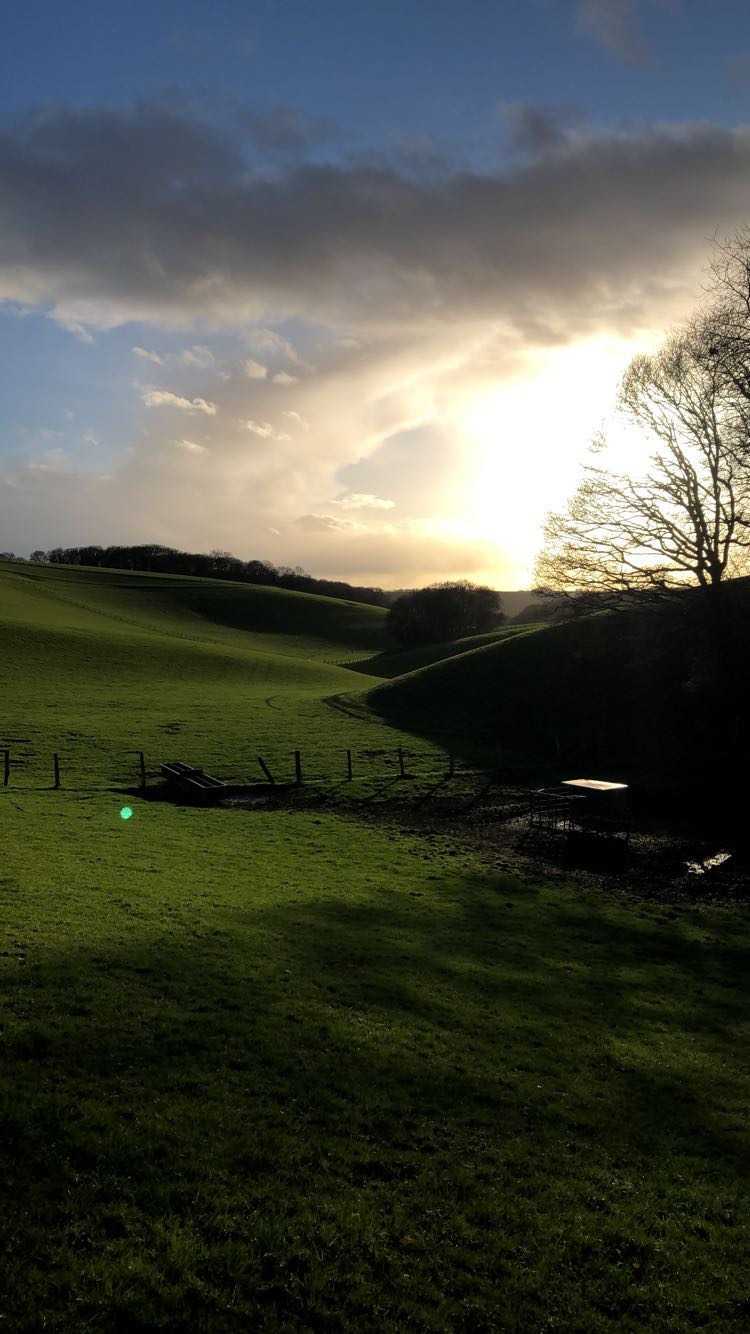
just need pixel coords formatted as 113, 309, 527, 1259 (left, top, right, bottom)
461, 335, 657, 583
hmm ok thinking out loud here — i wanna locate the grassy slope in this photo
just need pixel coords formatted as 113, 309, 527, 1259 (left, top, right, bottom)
365, 621, 558, 764
365, 607, 735, 790
346, 623, 543, 679
1, 559, 387, 658
0, 559, 410, 785
3, 793, 749, 1331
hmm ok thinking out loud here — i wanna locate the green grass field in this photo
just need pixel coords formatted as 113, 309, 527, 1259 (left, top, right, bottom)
0, 559, 410, 788
2, 560, 749, 1330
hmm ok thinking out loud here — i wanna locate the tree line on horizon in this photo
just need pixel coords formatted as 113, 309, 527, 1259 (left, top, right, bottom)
22, 544, 391, 607
387, 581, 504, 645
6, 544, 508, 646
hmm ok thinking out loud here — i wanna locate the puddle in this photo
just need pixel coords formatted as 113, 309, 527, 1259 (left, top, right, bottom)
686, 851, 732, 876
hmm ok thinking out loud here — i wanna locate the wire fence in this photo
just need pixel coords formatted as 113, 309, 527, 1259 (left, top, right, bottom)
0, 737, 492, 794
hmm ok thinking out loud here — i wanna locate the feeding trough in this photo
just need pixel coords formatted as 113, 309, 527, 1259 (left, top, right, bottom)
160, 761, 228, 803
561, 777, 631, 844
157, 760, 296, 806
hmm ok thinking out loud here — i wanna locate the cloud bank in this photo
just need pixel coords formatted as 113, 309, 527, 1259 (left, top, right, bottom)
1, 103, 747, 340
3, 101, 750, 584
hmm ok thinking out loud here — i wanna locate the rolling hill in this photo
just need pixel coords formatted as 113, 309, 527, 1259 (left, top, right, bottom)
0, 559, 561, 788
6, 556, 747, 798
1, 558, 387, 656
365, 592, 750, 796
346, 622, 545, 678
0, 558, 401, 786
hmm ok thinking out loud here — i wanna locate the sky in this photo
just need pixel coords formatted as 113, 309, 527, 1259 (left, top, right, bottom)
4, 1, 750, 588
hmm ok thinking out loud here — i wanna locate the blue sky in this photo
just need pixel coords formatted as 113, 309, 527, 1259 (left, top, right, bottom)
3, 1, 750, 584
4, 1, 750, 135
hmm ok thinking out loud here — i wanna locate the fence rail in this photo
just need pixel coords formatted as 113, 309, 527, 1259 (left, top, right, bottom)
0, 738, 491, 793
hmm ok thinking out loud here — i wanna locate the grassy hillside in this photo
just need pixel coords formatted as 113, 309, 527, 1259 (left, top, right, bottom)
0, 560, 559, 786
365, 597, 749, 795
347, 622, 543, 679
0, 559, 404, 786
2, 559, 387, 657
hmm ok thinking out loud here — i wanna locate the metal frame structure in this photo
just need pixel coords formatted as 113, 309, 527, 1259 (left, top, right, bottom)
529, 780, 631, 845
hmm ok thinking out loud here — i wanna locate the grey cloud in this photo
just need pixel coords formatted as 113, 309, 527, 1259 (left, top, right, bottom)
11, 101, 241, 193
2, 104, 749, 342
386, 134, 458, 178
238, 104, 338, 155
500, 102, 587, 156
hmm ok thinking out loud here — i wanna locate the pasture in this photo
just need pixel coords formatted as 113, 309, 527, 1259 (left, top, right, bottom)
0, 559, 408, 788
2, 560, 749, 1330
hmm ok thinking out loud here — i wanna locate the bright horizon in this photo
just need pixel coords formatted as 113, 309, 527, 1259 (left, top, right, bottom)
3, 2, 750, 588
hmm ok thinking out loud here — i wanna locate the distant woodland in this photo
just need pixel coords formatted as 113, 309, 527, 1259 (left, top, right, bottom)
24, 544, 390, 607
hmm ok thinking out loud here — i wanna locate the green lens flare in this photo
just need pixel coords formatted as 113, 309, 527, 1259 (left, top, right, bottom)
120, 806, 134, 821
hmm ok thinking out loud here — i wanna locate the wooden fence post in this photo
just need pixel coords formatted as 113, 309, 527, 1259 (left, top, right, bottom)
346, 748, 353, 781
294, 750, 303, 785
53, 753, 61, 789
138, 751, 146, 791
397, 747, 405, 778
258, 756, 275, 784
2, 749, 9, 787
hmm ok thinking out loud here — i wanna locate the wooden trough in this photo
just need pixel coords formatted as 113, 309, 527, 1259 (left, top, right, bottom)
158, 761, 295, 805
160, 761, 228, 803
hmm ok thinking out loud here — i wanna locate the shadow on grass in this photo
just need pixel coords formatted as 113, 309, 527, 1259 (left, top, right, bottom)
1, 871, 748, 1330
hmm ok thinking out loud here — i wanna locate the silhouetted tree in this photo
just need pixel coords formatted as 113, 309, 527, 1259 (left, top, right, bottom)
388, 581, 503, 646
535, 328, 750, 616
701, 230, 750, 412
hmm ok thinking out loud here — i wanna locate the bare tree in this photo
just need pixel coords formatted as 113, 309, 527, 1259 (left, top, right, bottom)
535, 328, 750, 614
700, 229, 750, 435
